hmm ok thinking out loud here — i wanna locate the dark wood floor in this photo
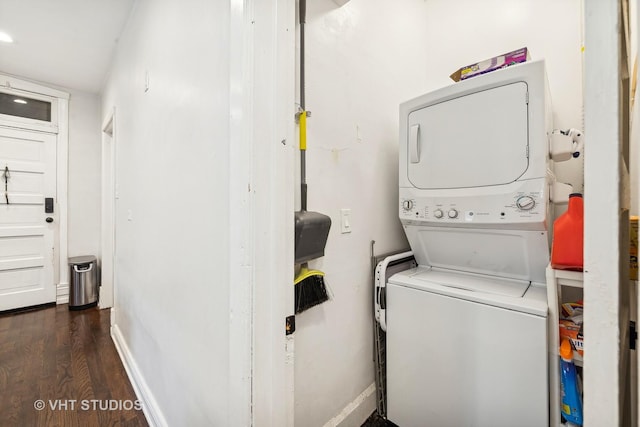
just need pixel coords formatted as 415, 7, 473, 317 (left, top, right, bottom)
0, 304, 148, 427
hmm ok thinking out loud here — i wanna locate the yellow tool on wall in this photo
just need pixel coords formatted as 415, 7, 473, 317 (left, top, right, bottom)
299, 109, 307, 150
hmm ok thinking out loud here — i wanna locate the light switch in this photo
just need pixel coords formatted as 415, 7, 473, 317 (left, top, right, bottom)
341, 208, 352, 234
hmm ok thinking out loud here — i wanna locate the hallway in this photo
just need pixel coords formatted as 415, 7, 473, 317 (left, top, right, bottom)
0, 304, 148, 426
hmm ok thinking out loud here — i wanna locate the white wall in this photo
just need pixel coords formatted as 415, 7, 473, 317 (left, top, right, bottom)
296, 1, 584, 426
295, 2, 428, 426
67, 90, 102, 258
101, 0, 233, 424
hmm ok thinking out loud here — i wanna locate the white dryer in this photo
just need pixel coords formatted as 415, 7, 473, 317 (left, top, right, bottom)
387, 60, 553, 427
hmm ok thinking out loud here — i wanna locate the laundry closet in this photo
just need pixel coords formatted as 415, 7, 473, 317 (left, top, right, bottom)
293, 1, 634, 426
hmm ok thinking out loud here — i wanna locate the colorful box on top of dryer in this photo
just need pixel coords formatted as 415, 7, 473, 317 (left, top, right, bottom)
449, 47, 531, 82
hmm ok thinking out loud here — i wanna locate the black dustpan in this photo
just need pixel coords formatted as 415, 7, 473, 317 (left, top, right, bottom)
295, 210, 331, 264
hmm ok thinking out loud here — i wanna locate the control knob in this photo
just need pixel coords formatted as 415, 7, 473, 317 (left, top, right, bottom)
402, 200, 414, 211
447, 209, 458, 219
516, 196, 536, 211
434, 209, 444, 219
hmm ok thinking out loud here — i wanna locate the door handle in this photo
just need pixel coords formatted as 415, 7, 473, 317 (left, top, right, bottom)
46, 217, 54, 223
409, 124, 420, 163
3, 165, 9, 204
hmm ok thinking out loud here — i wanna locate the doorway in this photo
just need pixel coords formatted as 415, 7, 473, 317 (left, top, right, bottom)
100, 109, 116, 312
0, 77, 69, 312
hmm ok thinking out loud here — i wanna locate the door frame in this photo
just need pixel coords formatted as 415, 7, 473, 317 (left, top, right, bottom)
229, 0, 296, 424
583, 0, 632, 424
100, 108, 116, 312
0, 74, 69, 301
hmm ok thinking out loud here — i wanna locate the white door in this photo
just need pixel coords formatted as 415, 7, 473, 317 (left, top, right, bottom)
0, 127, 56, 311
407, 82, 529, 190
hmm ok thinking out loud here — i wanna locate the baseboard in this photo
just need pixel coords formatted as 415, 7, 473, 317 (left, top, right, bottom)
56, 282, 69, 305
323, 382, 377, 427
111, 324, 168, 427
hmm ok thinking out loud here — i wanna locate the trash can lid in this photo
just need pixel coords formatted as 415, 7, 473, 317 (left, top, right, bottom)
69, 255, 97, 265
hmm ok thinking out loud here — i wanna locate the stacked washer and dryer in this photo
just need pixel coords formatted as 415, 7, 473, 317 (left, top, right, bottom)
382, 60, 560, 426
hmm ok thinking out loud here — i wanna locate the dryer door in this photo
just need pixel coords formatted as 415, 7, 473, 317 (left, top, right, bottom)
407, 81, 529, 189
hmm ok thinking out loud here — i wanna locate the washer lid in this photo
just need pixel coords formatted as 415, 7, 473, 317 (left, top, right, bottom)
388, 266, 548, 317
400, 267, 530, 297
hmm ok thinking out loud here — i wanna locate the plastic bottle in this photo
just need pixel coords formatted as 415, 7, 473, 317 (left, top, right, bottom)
560, 338, 583, 426
551, 193, 584, 270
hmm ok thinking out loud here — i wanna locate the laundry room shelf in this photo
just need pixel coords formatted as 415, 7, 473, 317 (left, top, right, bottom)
553, 268, 584, 288
546, 265, 584, 427
549, 268, 584, 367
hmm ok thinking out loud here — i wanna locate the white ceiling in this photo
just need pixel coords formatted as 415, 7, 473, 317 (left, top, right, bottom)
0, 0, 135, 93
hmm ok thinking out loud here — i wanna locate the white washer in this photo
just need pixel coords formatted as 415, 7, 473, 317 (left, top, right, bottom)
387, 268, 548, 427
388, 60, 554, 426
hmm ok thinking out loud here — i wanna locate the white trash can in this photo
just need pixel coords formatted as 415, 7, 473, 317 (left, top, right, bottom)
69, 255, 99, 310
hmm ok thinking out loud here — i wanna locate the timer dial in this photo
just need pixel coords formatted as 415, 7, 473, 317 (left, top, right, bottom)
516, 196, 536, 211
402, 200, 414, 211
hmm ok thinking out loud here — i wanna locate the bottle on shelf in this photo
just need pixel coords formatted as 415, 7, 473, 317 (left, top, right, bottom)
551, 193, 584, 271
560, 338, 583, 426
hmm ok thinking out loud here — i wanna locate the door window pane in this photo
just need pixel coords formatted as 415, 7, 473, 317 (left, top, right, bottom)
0, 92, 52, 122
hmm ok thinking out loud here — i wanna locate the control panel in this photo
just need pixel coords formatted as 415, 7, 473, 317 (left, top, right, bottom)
399, 181, 547, 227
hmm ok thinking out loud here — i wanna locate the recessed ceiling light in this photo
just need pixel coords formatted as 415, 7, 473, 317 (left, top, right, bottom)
13, 99, 27, 104
0, 32, 13, 43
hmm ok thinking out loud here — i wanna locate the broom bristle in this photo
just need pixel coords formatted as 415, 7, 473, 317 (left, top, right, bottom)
295, 274, 329, 313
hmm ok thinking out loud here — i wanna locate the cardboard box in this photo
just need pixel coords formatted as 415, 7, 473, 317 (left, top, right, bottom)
450, 47, 530, 82
559, 319, 584, 357
631, 216, 638, 280
561, 301, 583, 325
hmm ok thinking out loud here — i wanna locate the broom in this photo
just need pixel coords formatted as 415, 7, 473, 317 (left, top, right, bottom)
295, 265, 329, 313
294, 0, 331, 314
